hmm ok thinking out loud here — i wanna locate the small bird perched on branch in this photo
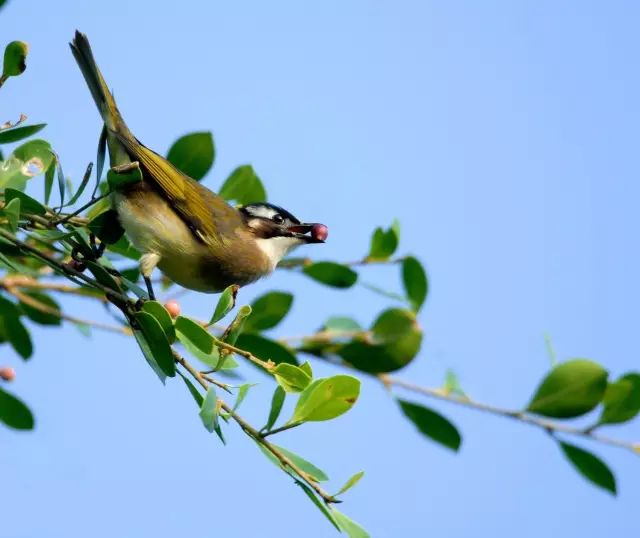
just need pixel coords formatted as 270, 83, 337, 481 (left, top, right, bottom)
69, 31, 328, 299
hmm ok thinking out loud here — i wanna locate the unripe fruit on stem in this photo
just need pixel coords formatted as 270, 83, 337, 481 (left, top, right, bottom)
0, 367, 16, 381
164, 299, 181, 319
312, 223, 329, 242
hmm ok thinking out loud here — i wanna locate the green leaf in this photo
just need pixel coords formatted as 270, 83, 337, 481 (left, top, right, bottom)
323, 316, 362, 332
88, 209, 125, 245
303, 262, 358, 289
263, 385, 286, 431
66, 162, 93, 207
402, 256, 428, 312
85, 261, 122, 292
175, 316, 215, 354
221, 305, 252, 346
0, 315, 33, 360
44, 160, 55, 205
367, 221, 399, 260
2, 41, 28, 78
13, 139, 54, 179
255, 442, 329, 483
95, 125, 108, 192
599, 373, 640, 425
338, 308, 422, 373
244, 291, 293, 332
276, 445, 329, 481
199, 386, 225, 443
300, 361, 312, 378
0, 387, 34, 430
4, 188, 46, 215
235, 333, 298, 366
330, 507, 370, 538
219, 165, 267, 204
335, 470, 365, 496
199, 386, 219, 431
56, 153, 66, 208
107, 163, 142, 190
291, 375, 360, 423
398, 399, 461, 451
132, 328, 166, 383
178, 370, 204, 406
0, 124, 46, 144
273, 362, 312, 393
2, 197, 20, 231
559, 441, 616, 495
134, 311, 176, 377
142, 301, 176, 343
19, 291, 61, 326
166, 131, 215, 181
232, 383, 252, 412
527, 359, 608, 418
296, 481, 340, 531
175, 315, 229, 369
208, 284, 238, 325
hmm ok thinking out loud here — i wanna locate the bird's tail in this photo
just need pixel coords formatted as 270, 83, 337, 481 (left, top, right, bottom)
70, 30, 130, 137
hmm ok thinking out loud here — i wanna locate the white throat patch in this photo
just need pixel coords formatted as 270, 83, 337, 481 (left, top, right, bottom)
255, 236, 303, 269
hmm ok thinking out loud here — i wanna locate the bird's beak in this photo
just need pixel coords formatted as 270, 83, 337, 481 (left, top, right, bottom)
286, 223, 329, 243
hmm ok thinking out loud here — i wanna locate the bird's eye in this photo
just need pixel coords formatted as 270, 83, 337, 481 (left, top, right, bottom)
272, 214, 284, 224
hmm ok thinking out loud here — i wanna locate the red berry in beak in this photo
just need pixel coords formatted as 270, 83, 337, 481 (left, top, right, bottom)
312, 223, 328, 242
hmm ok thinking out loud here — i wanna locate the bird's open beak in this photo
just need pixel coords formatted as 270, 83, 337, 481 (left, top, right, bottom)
287, 223, 329, 243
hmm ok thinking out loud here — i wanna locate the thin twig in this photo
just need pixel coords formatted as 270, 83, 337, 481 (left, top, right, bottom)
175, 351, 338, 504
212, 338, 275, 371
2, 284, 129, 334
380, 375, 640, 454
0, 228, 133, 305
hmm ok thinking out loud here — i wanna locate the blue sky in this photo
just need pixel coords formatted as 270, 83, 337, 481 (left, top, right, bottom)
1, 1, 638, 536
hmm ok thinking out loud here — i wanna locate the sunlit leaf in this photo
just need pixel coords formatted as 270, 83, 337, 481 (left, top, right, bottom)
273, 362, 312, 393
330, 507, 370, 538
599, 373, 640, 425
527, 359, 608, 418
367, 220, 399, 260
291, 375, 360, 423
219, 164, 266, 204
208, 284, 238, 325
2, 41, 28, 78
335, 470, 365, 496
263, 385, 286, 431
167, 131, 215, 181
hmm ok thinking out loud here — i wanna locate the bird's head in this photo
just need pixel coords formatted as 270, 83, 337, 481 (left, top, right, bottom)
240, 202, 328, 268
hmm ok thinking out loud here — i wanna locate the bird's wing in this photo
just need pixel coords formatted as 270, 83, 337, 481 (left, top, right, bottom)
115, 133, 242, 245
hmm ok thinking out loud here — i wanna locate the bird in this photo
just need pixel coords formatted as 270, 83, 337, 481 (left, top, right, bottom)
69, 31, 328, 299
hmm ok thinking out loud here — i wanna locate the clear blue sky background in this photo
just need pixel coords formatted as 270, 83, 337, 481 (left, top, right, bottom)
1, 1, 638, 536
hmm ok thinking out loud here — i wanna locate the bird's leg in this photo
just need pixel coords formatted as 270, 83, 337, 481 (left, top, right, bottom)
139, 252, 161, 301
